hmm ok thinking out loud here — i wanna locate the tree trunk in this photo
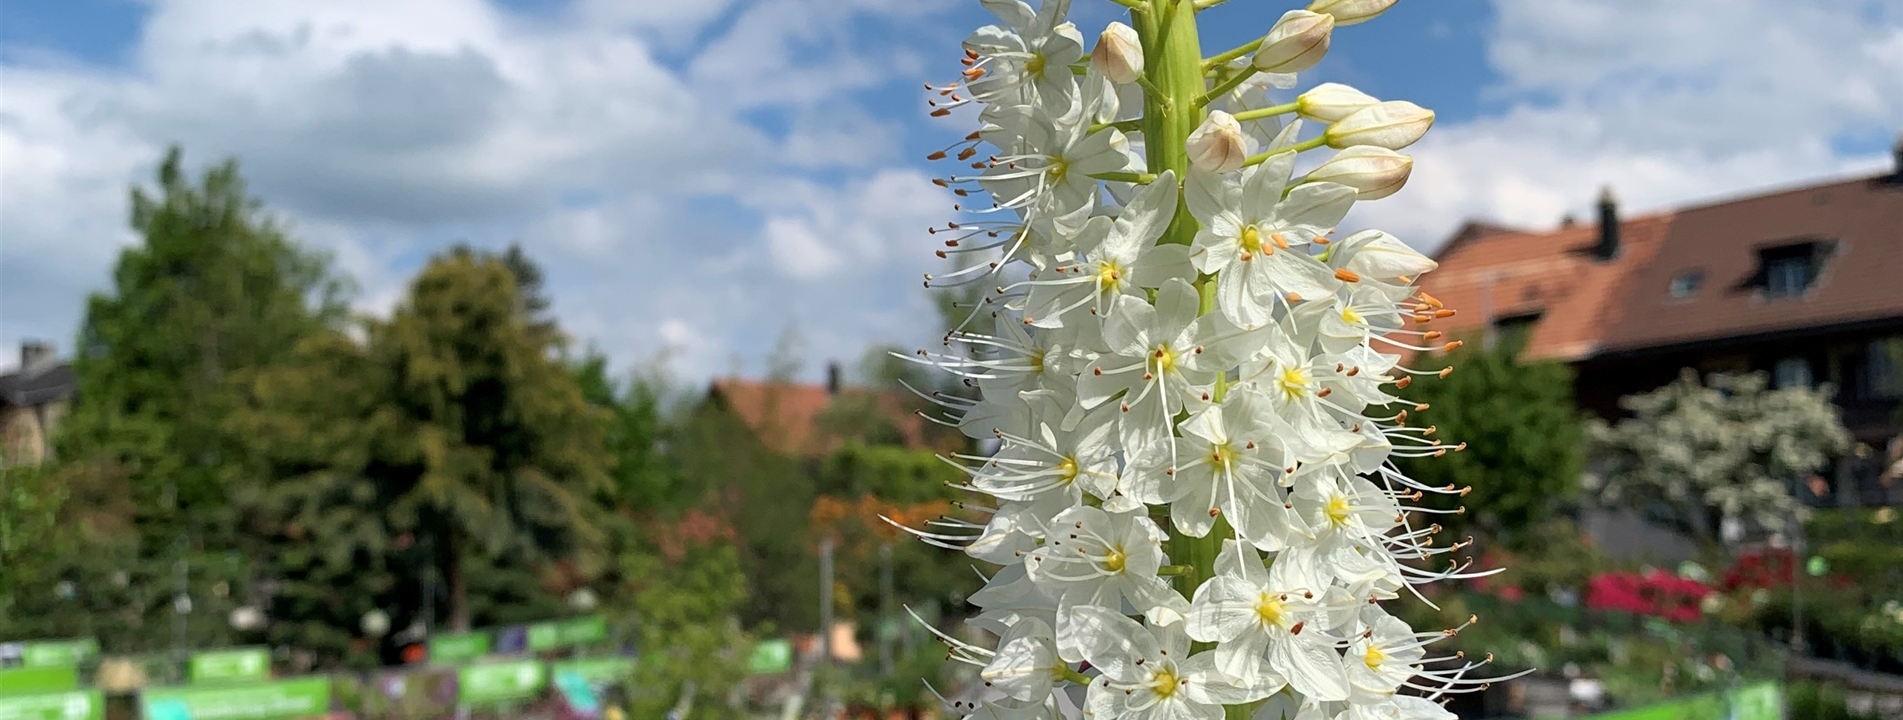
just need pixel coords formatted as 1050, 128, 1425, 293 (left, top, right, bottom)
445, 533, 472, 632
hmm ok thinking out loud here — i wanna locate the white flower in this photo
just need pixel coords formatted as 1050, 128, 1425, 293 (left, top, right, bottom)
981, 617, 1065, 703
1304, 147, 1413, 200
1184, 540, 1352, 701
1188, 111, 1250, 174
1324, 101, 1435, 151
1020, 171, 1190, 327
1346, 609, 1425, 694
1307, 0, 1400, 27
1297, 83, 1380, 123
1026, 506, 1188, 627
1254, 10, 1335, 74
1078, 279, 1267, 459
1187, 153, 1357, 328
1290, 470, 1402, 554
964, 0, 1085, 109
1091, 22, 1144, 84
1071, 605, 1274, 720
968, 390, 1120, 505
1149, 393, 1304, 550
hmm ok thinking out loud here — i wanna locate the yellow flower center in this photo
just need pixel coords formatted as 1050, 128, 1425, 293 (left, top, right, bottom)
1325, 494, 1353, 526
1149, 668, 1179, 698
1150, 345, 1179, 374
1029, 349, 1047, 375
1363, 645, 1387, 671
1026, 54, 1047, 77
1094, 259, 1122, 290
1254, 592, 1285, 627
1278, 367, 1310, 398
1239, 225, 1263, 254
1209, 444, 1230, 468
1102, 546, 1127, 573
1057, 456, 1080, 482
1340, 306, 1364, 325
1048, 156, 1069, 183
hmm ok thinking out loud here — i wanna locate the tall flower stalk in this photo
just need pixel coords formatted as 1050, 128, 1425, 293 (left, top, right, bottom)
904, 1, 1523, 718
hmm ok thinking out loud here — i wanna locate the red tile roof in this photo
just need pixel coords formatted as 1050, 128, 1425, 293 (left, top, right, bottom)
1416, 171, 1903, 362
707, 379, 951, 457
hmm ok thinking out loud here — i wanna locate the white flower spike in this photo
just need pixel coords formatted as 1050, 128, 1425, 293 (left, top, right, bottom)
912, 1, 1523, 718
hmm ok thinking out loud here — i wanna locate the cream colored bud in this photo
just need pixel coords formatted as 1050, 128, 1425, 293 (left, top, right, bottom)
1296, 82, 1380, 123
1323, 100, 1434, 150
1306, 146, 1412, 200
1339, 229, 1437, 278
1187, 111, 1249, 174
1091, 22, 1144, 85
1307, 0, 1400, 26
1252, 10, 1334, 74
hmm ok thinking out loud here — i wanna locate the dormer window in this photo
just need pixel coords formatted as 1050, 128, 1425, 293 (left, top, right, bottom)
1748, 240, 1834, 299
1668, 270, 1703, 299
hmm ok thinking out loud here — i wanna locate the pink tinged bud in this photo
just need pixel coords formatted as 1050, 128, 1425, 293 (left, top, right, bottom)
1296, 82, 1380, 123
1306, 146, 1412, 200
1307, 0, 1401, 26
1252, 10, 1334, 74
1187, 110, 1249, 174
1323, 100, 1434, 151
1091, 22, 1144, 85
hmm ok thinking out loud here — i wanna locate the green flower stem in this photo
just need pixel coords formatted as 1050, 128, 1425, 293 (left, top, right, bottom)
1198, 66, 1259, 108
1202, 37, 1263, 73
1107, 0, 1146, 8
1158, 564, 1193, 576
1062, 666, 1095, 685
1231, 101, 1298, 123
1193, 0, 1232, 10
1091, 171, 1159, 184
1242, 136, 1329, 168
1090, 117, 1146, 134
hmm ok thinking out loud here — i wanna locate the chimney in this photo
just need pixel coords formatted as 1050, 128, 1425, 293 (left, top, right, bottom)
1594, 186, 1619, 261
19, 341, 55, 372
1890, 133, 1903, 184
826, 361, 842, 396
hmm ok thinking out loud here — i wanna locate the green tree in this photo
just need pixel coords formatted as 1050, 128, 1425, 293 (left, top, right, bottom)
619, 532, 751, 720
1397, 342, 1584, 546
1585, 370, 1849, 541
61, 146, 348, 547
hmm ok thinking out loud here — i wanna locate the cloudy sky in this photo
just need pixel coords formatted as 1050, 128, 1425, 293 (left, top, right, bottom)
3, 0, 1899, 382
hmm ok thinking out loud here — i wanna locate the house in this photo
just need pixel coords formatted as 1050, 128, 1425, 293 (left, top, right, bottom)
0, 341, 78, 467
705, 362, 961, 458
1417, 140, 1903, 505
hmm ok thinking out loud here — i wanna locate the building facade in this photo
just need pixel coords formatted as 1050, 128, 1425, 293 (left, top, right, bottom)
1418, 145, 1903, 505
0, 341, 77, 467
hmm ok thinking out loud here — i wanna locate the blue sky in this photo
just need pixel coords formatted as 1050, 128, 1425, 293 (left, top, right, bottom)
2, 0, 1899, 382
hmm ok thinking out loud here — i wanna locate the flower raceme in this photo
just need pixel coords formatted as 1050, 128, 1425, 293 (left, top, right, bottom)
902, 1, 1520, 719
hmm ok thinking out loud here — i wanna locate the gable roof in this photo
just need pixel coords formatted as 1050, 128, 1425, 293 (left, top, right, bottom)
0, 362, 77, 408
1416, 213, 1674, 362
707, 379, 950, 457
1416, 171, 1903, 362
1600, 175, 1903, 353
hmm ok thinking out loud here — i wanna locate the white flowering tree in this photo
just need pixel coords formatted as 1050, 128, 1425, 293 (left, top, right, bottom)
891, 2, 1520, 718
1584, 370, 1850, 542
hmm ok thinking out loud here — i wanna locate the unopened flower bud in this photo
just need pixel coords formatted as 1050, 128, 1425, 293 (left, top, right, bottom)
1306, 146, 1412, 200
1187, 111, 1249, 174
1337, 229, 1437, 278
1323, 100, 1434, 150
1307, 0, 1400, 26
1253, 10, 1334, 74
1091, 22, 1144, 85
1297, 83, 1380, 123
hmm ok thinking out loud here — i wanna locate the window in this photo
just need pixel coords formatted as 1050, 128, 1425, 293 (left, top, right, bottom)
1752, 240, 1833, 299
1871, 337, 1903, 399
1668, 270, 1703, 299
1774, 356, 1813, 389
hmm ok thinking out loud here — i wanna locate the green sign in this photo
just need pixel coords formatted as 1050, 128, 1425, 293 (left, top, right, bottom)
458, 661, 544, 706
526, 616, 607, 651
1730, 683, 1781, 720
746, 639, 793, 675
0, 667, 79, 694
1586, 683, 1781, 720
19, 641, 98, 669
549, 658, 632, 686
428, 632, 491, 664
0, 690, 103, 720
141, 678, 330, 720
189, 648, 270, 685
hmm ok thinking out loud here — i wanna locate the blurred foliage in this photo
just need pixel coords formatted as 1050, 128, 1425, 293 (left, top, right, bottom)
1787, 682, 1885, 720
619, 532, 751, 720
1585, 370, 1849, 541
1396, 342, 1584, 547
